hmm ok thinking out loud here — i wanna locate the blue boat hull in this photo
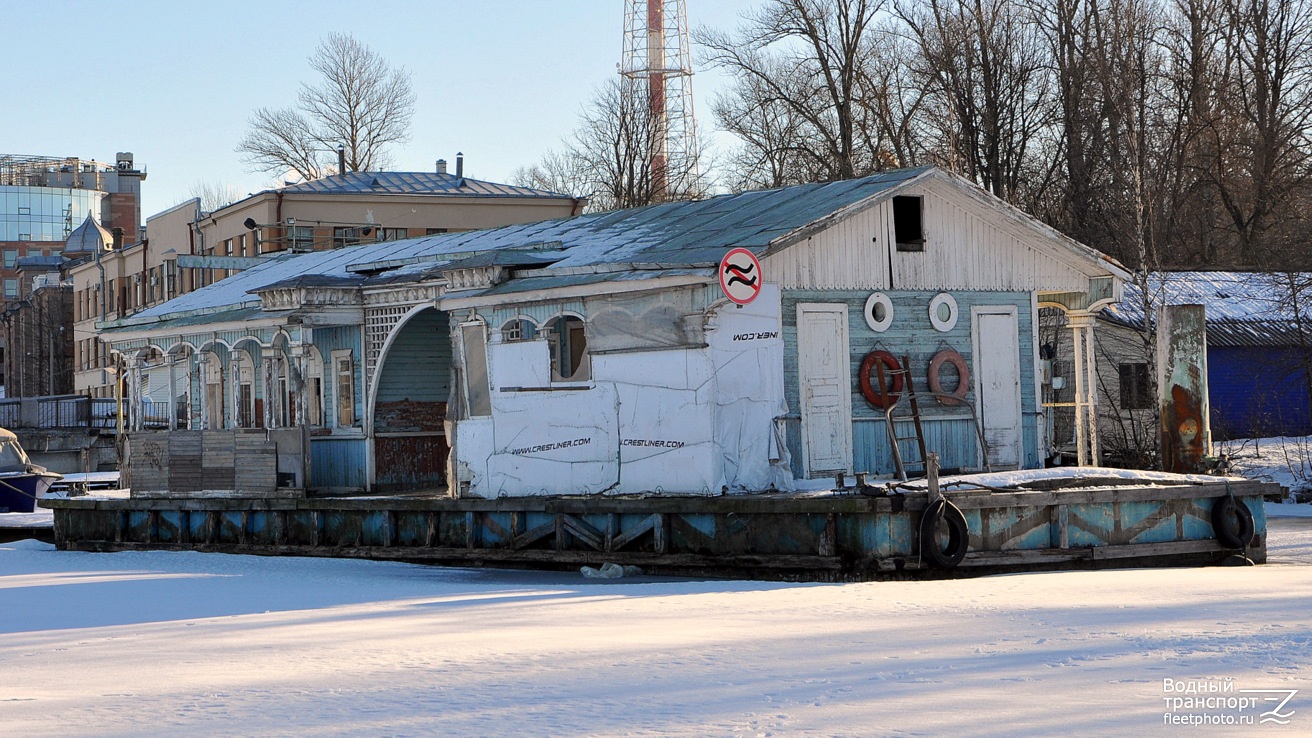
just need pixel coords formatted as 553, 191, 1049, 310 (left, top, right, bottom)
0, 471, 60, 513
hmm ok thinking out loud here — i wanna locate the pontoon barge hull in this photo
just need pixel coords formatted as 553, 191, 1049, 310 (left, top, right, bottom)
42, 477, 1274, 580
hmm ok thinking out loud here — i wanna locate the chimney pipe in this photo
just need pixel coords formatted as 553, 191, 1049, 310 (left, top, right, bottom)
436, 159, 447, 174
456, 152, 464, 179
337, 144, 346, 175
111, 227, 124, 251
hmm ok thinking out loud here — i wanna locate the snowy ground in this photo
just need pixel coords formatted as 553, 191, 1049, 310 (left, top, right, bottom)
1219, 435, 1312, 499
0, 509, 1306, 737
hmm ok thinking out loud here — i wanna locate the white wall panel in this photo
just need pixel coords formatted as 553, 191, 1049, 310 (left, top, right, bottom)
763, 205, 890, 290
765, 176, 1107, 294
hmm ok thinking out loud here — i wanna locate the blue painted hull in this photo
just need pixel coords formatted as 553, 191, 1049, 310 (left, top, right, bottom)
43, 477, 1275, 579
0, 471, 61, 513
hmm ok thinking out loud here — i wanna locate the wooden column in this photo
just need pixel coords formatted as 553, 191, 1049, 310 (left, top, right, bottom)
1067, 311, 1099, 466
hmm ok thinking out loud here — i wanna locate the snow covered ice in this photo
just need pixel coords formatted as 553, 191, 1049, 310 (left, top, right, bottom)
1, 509, 1309, 736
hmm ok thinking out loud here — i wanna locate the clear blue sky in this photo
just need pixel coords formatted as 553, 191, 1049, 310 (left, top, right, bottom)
0, 0, 760, 219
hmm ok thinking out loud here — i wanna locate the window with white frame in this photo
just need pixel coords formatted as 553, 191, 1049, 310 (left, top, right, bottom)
203, 351, 225, 429
332, 349, 355, 427
232, 349, 256, 428
500, 317, 539, 342
289, 225, 314, 251
305, 347, 325, 426
333, 227, 363, 249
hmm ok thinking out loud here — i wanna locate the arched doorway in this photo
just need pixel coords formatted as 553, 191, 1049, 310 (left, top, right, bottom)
370, 307, 453, 491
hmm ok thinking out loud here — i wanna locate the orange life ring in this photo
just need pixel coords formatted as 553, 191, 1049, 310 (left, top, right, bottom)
927, 349, 970, 405
859, 350, 904, 408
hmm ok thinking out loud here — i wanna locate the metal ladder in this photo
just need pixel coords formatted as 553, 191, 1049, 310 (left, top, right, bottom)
879, 355, 928, 481
880, 354, 993, 481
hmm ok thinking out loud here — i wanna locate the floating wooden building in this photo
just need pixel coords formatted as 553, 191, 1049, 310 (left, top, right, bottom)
44, 167, 1270, 578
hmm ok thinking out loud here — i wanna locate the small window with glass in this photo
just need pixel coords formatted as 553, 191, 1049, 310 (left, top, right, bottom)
289, 225, 314, 251
501, 318, 539, 343
333, 227, 362, 249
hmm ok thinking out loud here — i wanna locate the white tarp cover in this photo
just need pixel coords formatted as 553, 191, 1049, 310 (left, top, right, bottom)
479, 383, 622, 497
459, 283, 792, 497
605, 350, 719, 494
708, 284, 794, 492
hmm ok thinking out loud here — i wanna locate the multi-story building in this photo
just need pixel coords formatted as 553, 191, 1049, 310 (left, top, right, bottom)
0, 153, 143, 393
69, 158, 583, 399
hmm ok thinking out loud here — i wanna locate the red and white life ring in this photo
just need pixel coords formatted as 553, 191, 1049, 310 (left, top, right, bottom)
859, 350, 904, 408
927, 349, 971, 405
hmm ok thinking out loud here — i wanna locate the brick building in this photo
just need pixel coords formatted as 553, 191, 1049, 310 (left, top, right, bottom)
70, 157, 582, 399
0, 153, 143, 394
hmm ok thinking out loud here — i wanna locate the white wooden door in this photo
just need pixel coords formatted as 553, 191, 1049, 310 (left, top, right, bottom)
973, 307, 1023, 469
797, 303, 853, 475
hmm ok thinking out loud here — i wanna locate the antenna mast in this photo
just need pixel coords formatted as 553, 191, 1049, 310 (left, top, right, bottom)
621, 0, 701, 202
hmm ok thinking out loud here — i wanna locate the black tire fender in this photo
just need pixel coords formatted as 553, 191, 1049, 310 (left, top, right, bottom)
920, 498, 969, 568
1211, 494, 1256, 549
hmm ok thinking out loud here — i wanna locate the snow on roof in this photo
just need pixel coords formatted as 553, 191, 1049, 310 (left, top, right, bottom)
113, 170, 936, 327
114, 167, 1120, 332
1103, 271, 1312, 347
897, 466, 1235, 491
277, 170, 571, 199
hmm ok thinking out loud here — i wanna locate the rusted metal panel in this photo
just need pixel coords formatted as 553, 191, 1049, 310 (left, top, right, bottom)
1158, 305, 1210, 473
373, 400, 445, 433
374, 434, 447, 491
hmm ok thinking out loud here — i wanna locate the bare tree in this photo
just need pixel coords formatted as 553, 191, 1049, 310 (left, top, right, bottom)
710, 64, 819, 190
511, 149, 592, 199
516, 79, 705, 212
1031, 0, 1172, 269
698, 0, 892, 184
897, 0, 1053, 204
188, 181, 246, 214
1205, 0, 1312, 264
237, 34, 416, 180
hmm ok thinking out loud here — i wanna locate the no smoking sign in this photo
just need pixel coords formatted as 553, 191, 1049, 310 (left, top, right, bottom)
719, 247, 763, 305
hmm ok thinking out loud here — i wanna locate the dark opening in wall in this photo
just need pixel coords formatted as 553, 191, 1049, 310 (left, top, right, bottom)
893, 195, 924, 251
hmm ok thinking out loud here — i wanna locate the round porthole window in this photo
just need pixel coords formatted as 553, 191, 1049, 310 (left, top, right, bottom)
864, 292, 894, 332
929, 292, 958, 332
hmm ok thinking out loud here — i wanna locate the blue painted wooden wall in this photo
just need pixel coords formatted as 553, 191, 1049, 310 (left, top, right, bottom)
310, 436, 369, 490
782, 289, 1040, 478
311, 326, 363, 429
374, 309, 451, 406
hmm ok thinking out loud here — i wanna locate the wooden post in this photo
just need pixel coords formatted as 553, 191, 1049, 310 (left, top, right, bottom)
167, 357, 178, 430
1158, 304, 1210, 474
926, 452, 941, 505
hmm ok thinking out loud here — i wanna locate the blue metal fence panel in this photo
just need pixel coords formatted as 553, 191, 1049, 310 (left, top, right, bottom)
1208, 346, 1312, 439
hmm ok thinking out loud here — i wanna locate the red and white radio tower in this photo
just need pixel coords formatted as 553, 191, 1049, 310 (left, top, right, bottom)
621, 0, 701, 202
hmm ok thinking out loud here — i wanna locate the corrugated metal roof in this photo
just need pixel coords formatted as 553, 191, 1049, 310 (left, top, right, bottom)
118, 168, 937, 328
278, 171, 571, 199
1103, 271, 1312, 347
108, 305, 270, 332
119, 166, 1132, 336
447, 268, 715, 299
